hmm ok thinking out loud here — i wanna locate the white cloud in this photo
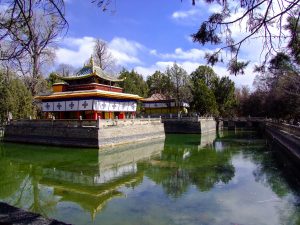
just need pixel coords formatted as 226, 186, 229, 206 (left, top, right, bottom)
208, 4, 222, 13
151, 48, 210, 61
171, 1, 221, 22
109, 49, 141, 65
172, 9, 199, 19
55, 36, 144, 68
213, 64, 257, 89
149, 49, 157, 55
184, 35, 193, 43
56, 36, 95, 67
135, 60, 201, 79
108, 37, 144, 66
109, 37, 144, 57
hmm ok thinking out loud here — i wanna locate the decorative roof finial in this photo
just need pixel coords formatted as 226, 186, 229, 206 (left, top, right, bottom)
90, 55, 95, 73
90, 55, 94, 66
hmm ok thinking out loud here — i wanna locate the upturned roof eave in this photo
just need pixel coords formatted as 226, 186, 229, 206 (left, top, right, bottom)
57, 73, 124, 83
35, 90, 143, 101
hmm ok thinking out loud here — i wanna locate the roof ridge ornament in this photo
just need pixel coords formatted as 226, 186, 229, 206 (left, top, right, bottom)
89, 55, 95, 73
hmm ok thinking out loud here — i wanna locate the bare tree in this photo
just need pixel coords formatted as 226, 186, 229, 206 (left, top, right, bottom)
55, 63, 75, 77
5, 3, 66, 95
93, 39, 115, 72
0, 0, 67, 61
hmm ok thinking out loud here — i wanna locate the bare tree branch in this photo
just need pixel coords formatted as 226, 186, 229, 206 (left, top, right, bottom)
93, 39, 116, 72
0, 0, 67, 61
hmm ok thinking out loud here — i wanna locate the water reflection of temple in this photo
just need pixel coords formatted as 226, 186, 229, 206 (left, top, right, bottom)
0, 140, 164, 219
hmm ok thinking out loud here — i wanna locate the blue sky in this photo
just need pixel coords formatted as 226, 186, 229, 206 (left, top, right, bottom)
56, 0, 261, 88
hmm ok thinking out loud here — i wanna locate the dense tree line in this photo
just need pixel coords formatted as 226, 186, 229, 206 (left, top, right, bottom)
118, 64, 236, 117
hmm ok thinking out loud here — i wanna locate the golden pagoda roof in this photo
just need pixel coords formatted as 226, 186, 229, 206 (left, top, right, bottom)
35, 89, 143, 100
58, 56, 124, 83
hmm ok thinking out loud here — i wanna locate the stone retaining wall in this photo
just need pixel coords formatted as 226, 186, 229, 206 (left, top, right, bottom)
163, 118, 216, 134
265, 124, 300, 168
4, 119, 165, 148
99, 120, 165, 147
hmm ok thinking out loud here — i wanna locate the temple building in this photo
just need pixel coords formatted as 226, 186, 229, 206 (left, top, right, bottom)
36, 57, 142, 120
141, 93, 189, 116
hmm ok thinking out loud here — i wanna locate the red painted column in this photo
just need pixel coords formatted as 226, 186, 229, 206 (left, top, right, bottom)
76, 111, 80, 119
93, 111, 98, 120
59, 112, 64, 119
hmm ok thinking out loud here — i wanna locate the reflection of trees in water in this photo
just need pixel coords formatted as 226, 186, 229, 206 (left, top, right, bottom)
242, 145, 300, 225
0, 144, 97, 217
143, 134, 235, 197
242, 146, 296, 198
0, 157, 59, 217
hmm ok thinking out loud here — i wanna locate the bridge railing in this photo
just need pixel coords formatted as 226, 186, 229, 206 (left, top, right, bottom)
162, 116, 214, 122
266, 121, 300, 138
221, 117, 266, 122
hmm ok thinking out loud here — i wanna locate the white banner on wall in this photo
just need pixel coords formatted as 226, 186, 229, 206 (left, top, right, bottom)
79, 100, 93, 111
54, 101, 66, 111
65, 100, 79, 111
42, 99, 137, 112
42, 102, 54, 112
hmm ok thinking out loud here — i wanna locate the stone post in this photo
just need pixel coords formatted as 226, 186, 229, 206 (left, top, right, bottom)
79, 116, 82, 127
52, 116, 55, 127
97, 116, 101, 128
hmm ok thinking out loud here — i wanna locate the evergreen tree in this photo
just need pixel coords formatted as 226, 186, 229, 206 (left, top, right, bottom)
212, 76, 236, 117
118, 69, 148, 97
0, 69, 33, 123
146, 71, 174, 98
191, 79, 218, 116
190, 65, 217, 88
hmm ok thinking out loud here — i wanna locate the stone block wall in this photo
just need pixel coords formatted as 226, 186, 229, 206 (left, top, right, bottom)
163, 118, 216, 134
4, 125, 99, 147
4, 119, 165, 148
98, 120, 165, 147
200, 119, 217, 134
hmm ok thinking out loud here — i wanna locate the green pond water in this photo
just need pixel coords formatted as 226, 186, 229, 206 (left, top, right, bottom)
0, 131, 300, 225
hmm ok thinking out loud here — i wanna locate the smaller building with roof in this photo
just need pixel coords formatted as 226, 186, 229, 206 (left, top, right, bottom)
141, 93, 189, 116
36, 57, 142, 120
